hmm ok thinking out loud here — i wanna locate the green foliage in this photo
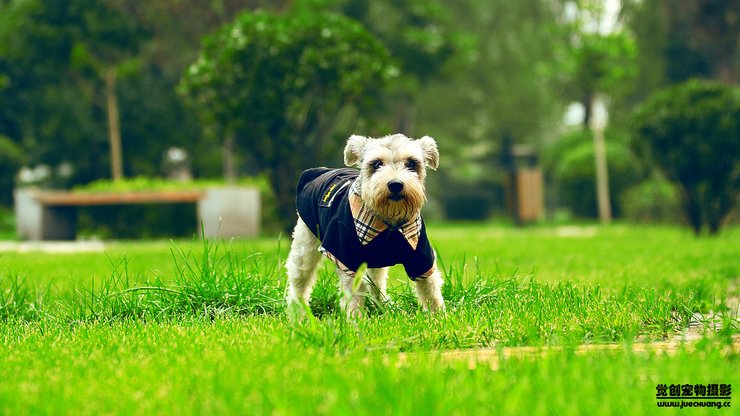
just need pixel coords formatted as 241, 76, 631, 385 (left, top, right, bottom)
0, 135, 23, 205
623, 0, 739, 87
180, 10, 395, 229
568, 33, 638, 98
0, 0, 252, 193
436, 180, 496, 220
561, 32, 638, 128
0, 0, 146, 185
74, 176, 269, 193
545, 129, 644, 218
0, 207, 14, 239
181, 10, 394, 135
332, 0, 461, 85
298, 0, 473, 138
621, 175, 682, 224
414, 0, 573, 201
632, 79, 740, 235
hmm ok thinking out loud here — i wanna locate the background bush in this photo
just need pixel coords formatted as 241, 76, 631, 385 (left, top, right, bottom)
0, 135, 23, 205
621, 175, 683, 224
438, 180, 496, 220
631, 79, 740, 235
544, 129, 645, 219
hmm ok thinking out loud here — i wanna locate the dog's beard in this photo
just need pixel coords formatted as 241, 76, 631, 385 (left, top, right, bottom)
363, 182, 425, 226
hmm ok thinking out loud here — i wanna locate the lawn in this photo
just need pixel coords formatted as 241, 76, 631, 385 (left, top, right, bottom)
1, 223, 738, 415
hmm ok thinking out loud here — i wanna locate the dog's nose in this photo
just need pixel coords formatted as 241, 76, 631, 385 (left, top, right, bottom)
387, 180, 404, 194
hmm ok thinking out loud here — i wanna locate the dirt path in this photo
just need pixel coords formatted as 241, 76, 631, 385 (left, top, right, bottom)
431, 335, 740, 370
0, 241, 105, 253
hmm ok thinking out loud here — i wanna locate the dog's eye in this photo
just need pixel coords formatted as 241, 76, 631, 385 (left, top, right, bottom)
405, 159, 418, 171
370, 160, 384, 171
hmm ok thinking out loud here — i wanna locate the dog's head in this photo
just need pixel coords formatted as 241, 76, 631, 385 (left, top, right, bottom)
344, 133, 439, 226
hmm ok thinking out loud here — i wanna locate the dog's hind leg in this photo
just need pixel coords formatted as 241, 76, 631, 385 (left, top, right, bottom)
285, 218, 322, 312
414, 266, 445, 312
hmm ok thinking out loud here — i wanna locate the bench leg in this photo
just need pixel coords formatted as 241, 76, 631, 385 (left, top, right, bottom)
15, 189, 78, 240
197, 187, 260, 239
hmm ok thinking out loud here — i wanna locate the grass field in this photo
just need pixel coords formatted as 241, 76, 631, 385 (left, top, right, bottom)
1, 223, 738, 415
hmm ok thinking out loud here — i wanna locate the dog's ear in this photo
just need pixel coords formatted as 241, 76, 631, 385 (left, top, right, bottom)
344, 134, 368, 167
418, 136, 439, 170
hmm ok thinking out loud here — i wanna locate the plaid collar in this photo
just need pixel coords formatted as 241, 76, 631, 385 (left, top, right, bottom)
348, 180, 422, 250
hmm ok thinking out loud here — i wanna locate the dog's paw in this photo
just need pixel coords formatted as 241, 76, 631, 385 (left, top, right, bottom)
286, 300, 311, 323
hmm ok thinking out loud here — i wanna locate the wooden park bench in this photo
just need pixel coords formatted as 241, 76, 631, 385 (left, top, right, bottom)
14, 187, 260, 240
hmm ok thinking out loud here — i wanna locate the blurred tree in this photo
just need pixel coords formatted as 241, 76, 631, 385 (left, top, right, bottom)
0, 134, 23, 205
623, 0, 739, 94
560, 30, 636, 224
0, 0, 283, 199
114, 1, 279, 181
179, 11, 395, 229
0, 58, 18, 203
0, 0, 144, 185
411, 0, 572, 214
329, 0, 462, 134
72, 0, 144, 182
632, 80, 740, 235
619, 0, 666, 104
543, 129, 644, 219
563, 32, 637, 129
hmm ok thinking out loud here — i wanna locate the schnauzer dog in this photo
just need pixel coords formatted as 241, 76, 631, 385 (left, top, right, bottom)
285, 133, 445, 316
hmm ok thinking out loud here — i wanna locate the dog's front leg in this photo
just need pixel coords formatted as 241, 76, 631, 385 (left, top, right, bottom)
338, 269, 367, 317
414, 268, 445, 312
365, 267, 390, 306
285, 218, 323, 314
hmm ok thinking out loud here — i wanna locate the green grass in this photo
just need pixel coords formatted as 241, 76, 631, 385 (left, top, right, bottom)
1, 224, 738, 415
2, 318, 737, 415
0, 207, 14, 240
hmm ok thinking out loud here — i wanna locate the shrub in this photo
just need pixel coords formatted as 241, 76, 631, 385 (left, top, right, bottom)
545, 129, 644, 219
440, 187, 493, 220
435, 175, 500, 220
621, 176, 682, 224
631, 79, 740, 235
180, 10, 395, 231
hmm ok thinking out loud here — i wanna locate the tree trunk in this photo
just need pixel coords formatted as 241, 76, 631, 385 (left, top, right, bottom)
592, 126, 612, 224
105, 67, 123, 182
581, 91, 593, 130
682, 188, 703, 235
708, 217, 720, 235
589, 95, 611, 224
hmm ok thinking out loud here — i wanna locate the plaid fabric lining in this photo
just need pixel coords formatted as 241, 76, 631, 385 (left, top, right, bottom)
320, 246, 433, 281
318, 246, 354, 277
417, 264, 436, 279
348, 181, 422, 250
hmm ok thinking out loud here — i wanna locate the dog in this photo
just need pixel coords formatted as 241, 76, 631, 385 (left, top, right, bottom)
285, 133, 445, 316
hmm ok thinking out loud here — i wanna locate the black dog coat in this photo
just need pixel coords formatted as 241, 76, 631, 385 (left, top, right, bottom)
296, 167, 435, 280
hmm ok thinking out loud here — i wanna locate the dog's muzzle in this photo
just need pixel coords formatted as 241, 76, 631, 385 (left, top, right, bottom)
387, 180, 404, 201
